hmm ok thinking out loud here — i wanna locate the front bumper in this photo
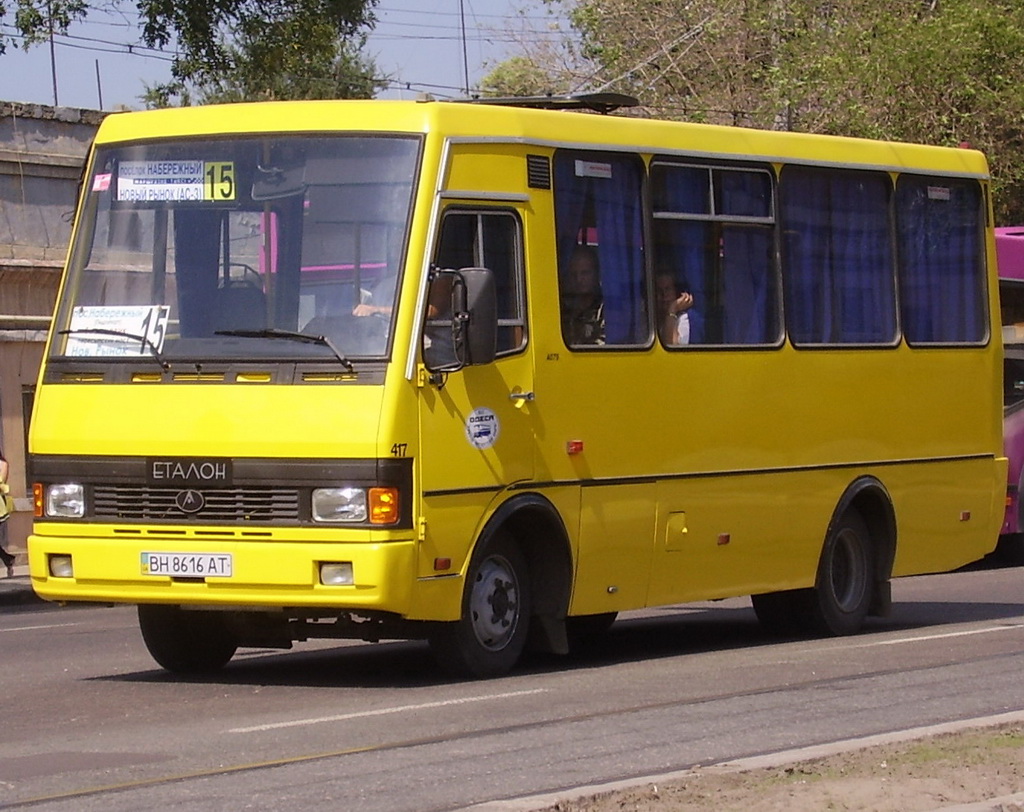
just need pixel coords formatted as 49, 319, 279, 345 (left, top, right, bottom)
28, 529, 418, 614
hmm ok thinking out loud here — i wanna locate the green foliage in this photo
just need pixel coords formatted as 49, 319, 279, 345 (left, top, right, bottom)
142, 10, 384, 105
479, 56, 557, 97
195, 41, 384, 104
519, 0, 1024, 222
0, 0, 87, 51
2, 0, 381, 105
134, 0, 376, 86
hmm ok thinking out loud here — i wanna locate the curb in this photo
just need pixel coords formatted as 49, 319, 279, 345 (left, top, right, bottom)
461, 710, 1024, 812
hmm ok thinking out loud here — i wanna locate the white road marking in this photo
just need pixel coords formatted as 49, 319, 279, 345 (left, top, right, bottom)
840, 622, 1024, 649
0, 622, 81, 633
228, 688, 548, 734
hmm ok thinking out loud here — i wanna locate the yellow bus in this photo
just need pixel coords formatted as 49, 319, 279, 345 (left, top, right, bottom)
28, 94, 1006, 678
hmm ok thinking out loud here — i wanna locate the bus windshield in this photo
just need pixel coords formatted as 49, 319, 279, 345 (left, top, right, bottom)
50, 134, 420, 364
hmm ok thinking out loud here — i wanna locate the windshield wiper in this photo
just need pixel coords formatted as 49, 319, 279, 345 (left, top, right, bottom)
58, 328, 169, 371
214, 328, 354, 372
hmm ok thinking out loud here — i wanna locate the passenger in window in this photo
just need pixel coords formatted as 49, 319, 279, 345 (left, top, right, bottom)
655, 271, 698, 345
561, 245, 605, 345
303, 275, 392, 352
303, 290, 355, 337
352, 265, 398, 319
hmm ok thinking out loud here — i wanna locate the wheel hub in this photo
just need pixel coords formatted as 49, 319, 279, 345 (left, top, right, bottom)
469, 556, 520, 651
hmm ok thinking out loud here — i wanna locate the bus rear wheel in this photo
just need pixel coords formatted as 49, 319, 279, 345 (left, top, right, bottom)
809, 509, 874, 635
753, 509, 874, 638
137, 605, 238, 674
429, 532, 531, 679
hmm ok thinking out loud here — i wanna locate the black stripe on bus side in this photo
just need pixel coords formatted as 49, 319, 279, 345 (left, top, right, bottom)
422, 453, 997, 498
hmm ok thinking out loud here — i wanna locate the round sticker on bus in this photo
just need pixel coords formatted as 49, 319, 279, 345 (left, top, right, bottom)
465, 407, 500, 450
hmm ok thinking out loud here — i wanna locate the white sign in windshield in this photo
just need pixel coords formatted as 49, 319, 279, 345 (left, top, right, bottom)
65, 305, 170, 357
116, 160, 236, 202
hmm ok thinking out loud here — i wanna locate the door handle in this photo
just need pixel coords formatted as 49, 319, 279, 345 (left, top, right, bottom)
509, 391, 535, 402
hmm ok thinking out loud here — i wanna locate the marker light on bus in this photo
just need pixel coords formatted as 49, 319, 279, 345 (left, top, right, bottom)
32, 482, 43, 517
45, 483, 85, 518
369, 487, 399, 524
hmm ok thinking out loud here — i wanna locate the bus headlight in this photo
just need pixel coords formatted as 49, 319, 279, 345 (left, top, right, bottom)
46, 483, 85, 518
311, 486, 400, 524
312, 487, 367, 522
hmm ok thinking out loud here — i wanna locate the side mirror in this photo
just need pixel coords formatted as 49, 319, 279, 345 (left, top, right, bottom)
458, 267, 497, 366
423, 267, 497, 372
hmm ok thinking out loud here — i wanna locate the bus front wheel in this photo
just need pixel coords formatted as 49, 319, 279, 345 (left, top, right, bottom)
137, 605, 238, 674
429, 532, 531, 679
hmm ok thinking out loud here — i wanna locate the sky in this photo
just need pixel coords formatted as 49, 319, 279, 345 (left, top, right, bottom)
0, 0, 568, 111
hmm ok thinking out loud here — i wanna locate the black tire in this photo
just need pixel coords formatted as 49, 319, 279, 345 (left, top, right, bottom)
137, 605, 238, 674
429, 532, 531, 679
808, 509, 874, 636
753, 509, 874, 638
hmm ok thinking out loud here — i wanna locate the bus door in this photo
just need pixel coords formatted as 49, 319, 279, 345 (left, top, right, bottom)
417, 207, 534, 499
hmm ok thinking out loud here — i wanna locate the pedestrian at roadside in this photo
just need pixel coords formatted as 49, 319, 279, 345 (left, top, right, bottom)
0, 451, 14, 577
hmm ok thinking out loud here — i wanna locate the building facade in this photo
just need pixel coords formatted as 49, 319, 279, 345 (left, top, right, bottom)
0, 102, 103, 556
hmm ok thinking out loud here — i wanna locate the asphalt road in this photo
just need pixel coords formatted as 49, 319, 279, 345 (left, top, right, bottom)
2, 563, 1023, 811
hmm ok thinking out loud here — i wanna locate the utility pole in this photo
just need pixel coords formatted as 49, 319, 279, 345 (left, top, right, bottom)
459, 0, 470, 96
48, 0, 58, 105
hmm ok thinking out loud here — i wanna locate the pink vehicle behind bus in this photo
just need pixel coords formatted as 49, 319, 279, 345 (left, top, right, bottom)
996, 226, 1024, 559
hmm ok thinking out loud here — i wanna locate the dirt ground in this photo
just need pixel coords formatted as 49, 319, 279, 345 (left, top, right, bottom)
538, 723, 1024, 812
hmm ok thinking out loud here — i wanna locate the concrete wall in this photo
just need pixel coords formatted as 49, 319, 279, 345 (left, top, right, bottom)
0, 102, 103, 554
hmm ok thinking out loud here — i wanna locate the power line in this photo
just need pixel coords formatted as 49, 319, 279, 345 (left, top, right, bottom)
374, 3, 564, 22
0, 25, 174, 62
0, 3, 576, 108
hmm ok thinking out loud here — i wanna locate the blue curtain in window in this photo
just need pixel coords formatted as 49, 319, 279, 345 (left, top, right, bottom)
657, 166, 775, 344
653, 166, 709, 343
718, 171, 776, 344
781, 168, 895, 344
896, 179, 985, 343
174, 209, 220, 337
832, 175, 895, 342
594, 162, 645, 343
781, 170, 830, 343
554, 156, 589, 272
554, 153, 645, 344
721, 226, 775, 344
272, 196, 305, 329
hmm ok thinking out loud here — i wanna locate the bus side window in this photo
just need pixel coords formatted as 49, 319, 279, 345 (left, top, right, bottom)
895, 176, 987, 345
432, 209, 526, 356
781, 166, 896, 346
651, 161, 779, 346
553, 150, 647, 348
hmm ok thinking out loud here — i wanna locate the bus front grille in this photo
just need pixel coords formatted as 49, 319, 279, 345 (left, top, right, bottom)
93, 486, 300, 522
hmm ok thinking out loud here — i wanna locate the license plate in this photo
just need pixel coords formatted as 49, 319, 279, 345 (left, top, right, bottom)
141, 552, 233, 578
